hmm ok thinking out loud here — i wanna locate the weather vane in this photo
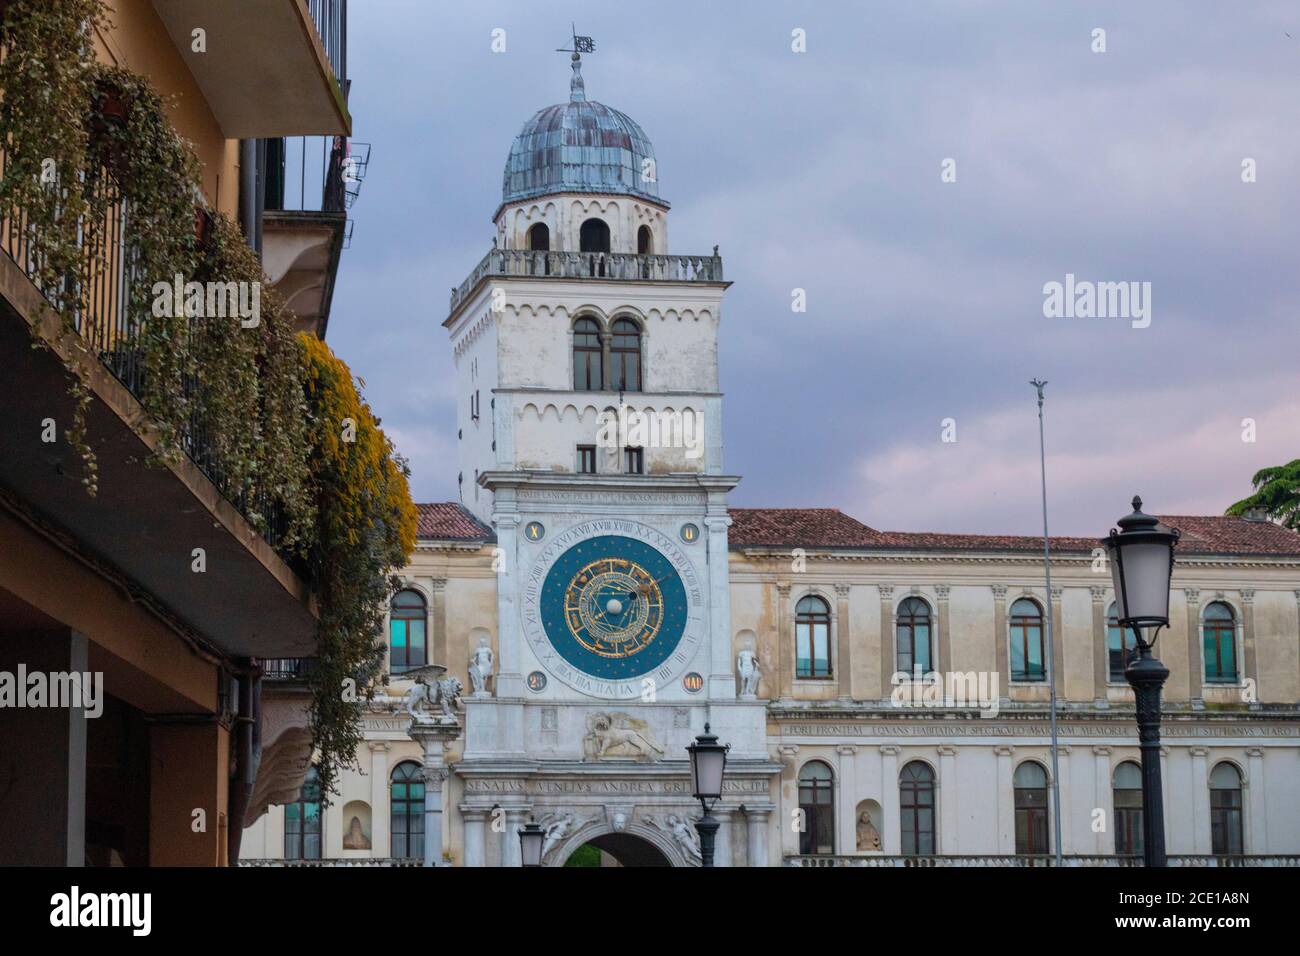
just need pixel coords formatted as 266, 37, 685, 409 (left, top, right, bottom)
556, 23, 595, 55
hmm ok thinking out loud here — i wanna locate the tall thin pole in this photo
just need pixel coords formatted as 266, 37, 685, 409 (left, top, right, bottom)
1031, 379, 1064, 866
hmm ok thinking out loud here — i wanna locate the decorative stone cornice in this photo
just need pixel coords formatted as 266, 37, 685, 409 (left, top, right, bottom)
1089, 585, 1107, 601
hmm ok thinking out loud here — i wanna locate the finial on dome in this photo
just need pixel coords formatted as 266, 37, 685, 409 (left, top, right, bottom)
570, 52, 586, 102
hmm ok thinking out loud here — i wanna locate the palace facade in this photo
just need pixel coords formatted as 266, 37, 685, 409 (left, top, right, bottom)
241, 52, 1300, 867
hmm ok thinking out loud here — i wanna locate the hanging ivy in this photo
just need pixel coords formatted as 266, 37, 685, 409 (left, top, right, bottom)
1, 0, 417, 797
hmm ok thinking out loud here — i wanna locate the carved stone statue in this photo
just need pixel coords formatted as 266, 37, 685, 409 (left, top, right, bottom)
737, 646, 761, 698
343, 815, 371, 850
643, 813, 702, 863
583, 712, 664, 761
856, 809, 881, 851
541, 811, 583, 860
468, 636, 494, 697
402, 664, 462, 722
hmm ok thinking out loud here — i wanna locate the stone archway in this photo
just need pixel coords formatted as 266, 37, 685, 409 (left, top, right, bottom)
563, 832, 671, 867
548, 820, 691, 867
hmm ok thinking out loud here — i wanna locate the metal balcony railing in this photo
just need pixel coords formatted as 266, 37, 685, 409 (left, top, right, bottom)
0, 151, 289, 549
306, 0, 347, 91
260, 658, 318, 681
450, 249, 725, 313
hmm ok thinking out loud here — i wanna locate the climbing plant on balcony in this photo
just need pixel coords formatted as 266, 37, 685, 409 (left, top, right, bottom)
300, 333, 419, 796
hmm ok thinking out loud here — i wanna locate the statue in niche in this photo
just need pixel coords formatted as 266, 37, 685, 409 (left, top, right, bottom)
468, 636, 494, 697
856, 809, 882, 852
343, 816, 371, 850
737, 646, 761, 698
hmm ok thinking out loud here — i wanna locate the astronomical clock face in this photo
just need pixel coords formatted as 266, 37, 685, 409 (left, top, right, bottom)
522, 520, 703, 698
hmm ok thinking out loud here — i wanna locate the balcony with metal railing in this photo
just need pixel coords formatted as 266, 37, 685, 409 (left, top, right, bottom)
449, 248, 726, 315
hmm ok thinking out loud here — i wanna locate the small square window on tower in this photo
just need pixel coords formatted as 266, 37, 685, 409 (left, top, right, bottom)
624, 446, 644, 475
577, 445, 597, 474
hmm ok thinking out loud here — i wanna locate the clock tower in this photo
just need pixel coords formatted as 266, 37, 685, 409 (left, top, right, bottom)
442, 49, 775, 864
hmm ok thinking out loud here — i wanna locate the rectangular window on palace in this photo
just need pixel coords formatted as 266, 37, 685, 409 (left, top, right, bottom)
578, 445, 597, 474
624, 446, 643, 474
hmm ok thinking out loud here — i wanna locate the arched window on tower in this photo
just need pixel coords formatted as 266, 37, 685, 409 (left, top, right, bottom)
579, 217, 610, 254
797, 761, 834, 855
573, 318, 603, 391
609, 318, 642, 392
390, 761, 425, 860
637, 224, 653, 255
389, 589, 427, 674
1013, 761, 1050, 856
527, 222, 550, 251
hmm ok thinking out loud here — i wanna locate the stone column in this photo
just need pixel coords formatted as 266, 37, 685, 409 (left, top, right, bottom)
935, 585, 951, 674
1092, 746, 1112, 854
706, 511, 736, 698
835, 584, 853, 698
1050, 586, 1064, 691
745, 807, 770, 867
713, 808, 733, 866
1246, 748, 1266, 853
878, 585, 895, 700
368, 742, 390, 858
1090, 585, 1108, 707
501, 808, 526, 868
992, 585, 1009, 699
1190, 747, 1209, 853
994, 745, 1015, 854
493, 509, 524, 698
777, 583, 793, 698
429, 578, 448, 675
1185, 589, 1202, 706
879, 745, 900, 854
1241, 590, 1257, 704
408, 719, 460, 867
937, 746, 958, 855
836, 745, 857, 854
462, 808, 487, 867
1056, 745, 1072, 855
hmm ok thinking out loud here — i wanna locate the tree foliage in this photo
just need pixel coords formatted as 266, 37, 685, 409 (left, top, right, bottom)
1226, 459, 1300, 531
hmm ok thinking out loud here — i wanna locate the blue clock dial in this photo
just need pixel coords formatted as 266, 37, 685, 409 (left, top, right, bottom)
540, 535, 688, 680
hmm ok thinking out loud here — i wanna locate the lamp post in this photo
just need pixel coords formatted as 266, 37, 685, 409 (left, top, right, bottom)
518, 817, 545, 868
686, 723, 730, 867
1103, 496, 1180, 867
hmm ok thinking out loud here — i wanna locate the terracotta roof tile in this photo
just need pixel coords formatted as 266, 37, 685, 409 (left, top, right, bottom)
728, 508, 1300, 557
415, 503, 495, 543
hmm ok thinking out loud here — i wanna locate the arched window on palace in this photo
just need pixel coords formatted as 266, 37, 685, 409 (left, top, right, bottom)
637, 224, 653, 255
579, 217, 610, 253
899, 761, 936, 856
527, 222, 549, 251
797, 761, 834, 855
795, 595, 832, 679
1202, 602, 1238, 683
391, 761, 425, 860
284, 766, 322, 860
1014, 761, 1050, 856
1009, 598, 1045, 682
1107, 602, 1138, 682
609, 318, 642, 392
1209, 763, 1244, 856
389, 589, 427, 674
572, 317, 604, 391
896, 596, 933, 676
1113, 761, 1143, 856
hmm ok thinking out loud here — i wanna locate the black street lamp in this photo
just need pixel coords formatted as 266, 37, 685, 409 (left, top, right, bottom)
1103, 496, 1180, 867
686, 723, 730, 867
518, 817, 545, 868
